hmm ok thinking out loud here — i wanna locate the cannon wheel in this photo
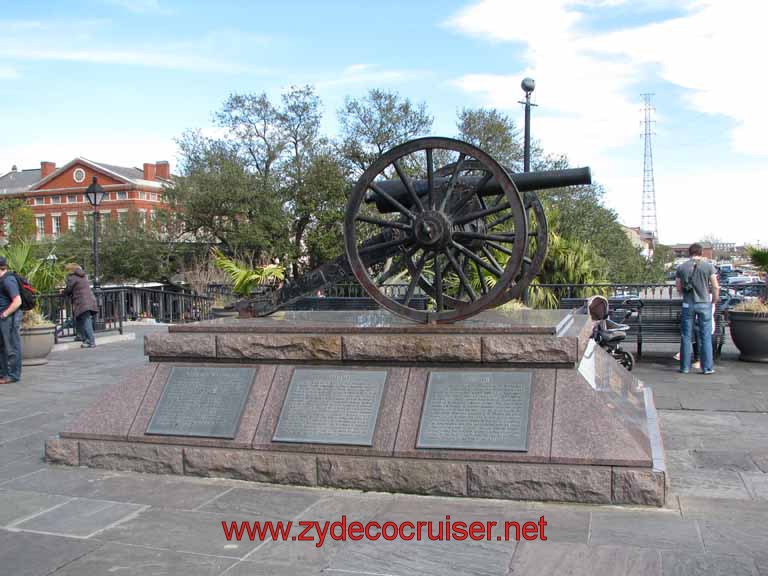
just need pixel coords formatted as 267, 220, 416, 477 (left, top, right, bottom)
344, 137, 528, 323
494, 187, 548, 305
427, 162, 547, 308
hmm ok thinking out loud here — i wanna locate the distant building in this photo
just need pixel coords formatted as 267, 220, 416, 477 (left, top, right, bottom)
621, 225, 655, 256
670, 243, 714, 259
0, 158, 171, 240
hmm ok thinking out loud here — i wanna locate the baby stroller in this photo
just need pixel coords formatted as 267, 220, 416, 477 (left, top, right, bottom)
580, 295, 636, 371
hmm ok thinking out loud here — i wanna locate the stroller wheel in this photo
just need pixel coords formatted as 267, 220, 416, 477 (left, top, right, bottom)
619, 350, 635, 371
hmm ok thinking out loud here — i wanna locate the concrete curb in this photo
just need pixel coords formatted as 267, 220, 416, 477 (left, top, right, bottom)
53, 332, 136, 352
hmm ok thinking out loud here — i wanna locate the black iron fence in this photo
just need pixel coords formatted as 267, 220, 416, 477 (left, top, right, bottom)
39, 286, 214, 343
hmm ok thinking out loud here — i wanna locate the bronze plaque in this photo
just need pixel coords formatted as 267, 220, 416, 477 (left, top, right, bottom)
273, 368, 387, 446
417, 371, 532, 451
146, 367, 255, 438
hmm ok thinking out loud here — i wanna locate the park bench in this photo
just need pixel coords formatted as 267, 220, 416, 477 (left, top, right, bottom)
559, 297, 725, 360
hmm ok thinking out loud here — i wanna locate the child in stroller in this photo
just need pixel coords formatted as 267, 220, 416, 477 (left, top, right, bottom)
580, 295, 636, 371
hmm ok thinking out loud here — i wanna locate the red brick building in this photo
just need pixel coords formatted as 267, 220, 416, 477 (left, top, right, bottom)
0, 157, 171, 239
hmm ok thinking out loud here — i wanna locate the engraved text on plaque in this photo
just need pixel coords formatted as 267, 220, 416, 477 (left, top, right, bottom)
146, 367, 255, 439
417, 371, 532, 451
273, 369, 387, 446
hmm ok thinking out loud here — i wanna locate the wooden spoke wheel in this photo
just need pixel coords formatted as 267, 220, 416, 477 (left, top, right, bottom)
344, 137, 528, 323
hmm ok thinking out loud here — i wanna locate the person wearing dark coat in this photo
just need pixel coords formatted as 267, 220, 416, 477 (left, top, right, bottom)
63, 263, 99, 348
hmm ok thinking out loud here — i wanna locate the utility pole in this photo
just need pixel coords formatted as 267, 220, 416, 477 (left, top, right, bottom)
640, 94, 658, 249
519, 78, 537, 172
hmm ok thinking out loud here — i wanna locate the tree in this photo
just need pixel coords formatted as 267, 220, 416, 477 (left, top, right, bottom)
338, 89, 433, 171
7, 206, 36, 243
456, 108, 522, 169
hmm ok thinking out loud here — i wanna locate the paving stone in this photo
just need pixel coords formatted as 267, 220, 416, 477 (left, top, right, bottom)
668, 469, 752, 500
753, 452, 768, 473
698, 517, 768, 559
14, 497, 146, 538
197, 485, 325, 519
508, 542, 661, 576
589, 511, 703, 551
0, 530, 100, 576
740, 472, 768, 500
3, 467, 233, 509
328, 535, 516, 576
0, 455, 47, 483
0, 489, 70, 527
660, 550, 759, 576
51, 541, 237, 576
691, 449, 758, 472
679, 496, 768, 523
97, 508, 262, 559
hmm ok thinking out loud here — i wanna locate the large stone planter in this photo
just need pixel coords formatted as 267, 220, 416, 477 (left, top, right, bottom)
21, 324, 56, 366
729, 311, 768, 362
211, 307, 239, 319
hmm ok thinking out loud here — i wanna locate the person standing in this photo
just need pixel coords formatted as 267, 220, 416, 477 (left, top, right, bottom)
63, 263, 99, 348
0, 257, 23, 384
675, 243, 719, 374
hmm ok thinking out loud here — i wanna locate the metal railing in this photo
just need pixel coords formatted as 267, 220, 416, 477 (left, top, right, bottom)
39, 286, 214, 343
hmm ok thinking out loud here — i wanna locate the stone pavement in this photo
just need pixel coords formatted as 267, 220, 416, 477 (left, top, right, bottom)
0, 327, 766, 575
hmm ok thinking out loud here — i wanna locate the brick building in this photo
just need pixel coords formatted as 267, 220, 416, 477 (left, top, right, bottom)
0, 157, 171, 239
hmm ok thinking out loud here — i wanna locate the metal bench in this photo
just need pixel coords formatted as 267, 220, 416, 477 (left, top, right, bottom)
559, 297, 725, 360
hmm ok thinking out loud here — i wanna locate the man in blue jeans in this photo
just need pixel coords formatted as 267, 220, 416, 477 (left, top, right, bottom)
675, 243, 719, 374
0, 257, 23, 384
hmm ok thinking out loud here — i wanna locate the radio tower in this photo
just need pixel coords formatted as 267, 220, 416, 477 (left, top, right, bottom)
640, 93, 658, 246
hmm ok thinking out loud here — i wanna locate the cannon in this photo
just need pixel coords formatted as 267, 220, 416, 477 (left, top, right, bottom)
241, 137, 591, 323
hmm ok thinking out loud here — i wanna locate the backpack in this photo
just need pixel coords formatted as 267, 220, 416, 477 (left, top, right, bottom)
9, 272, 37, 311
682, 260, 699, 294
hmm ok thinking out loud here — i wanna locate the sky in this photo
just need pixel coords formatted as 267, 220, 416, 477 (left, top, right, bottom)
1, 0, 765, 246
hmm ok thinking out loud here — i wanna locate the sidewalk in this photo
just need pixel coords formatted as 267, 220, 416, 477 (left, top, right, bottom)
0, 327, 766, 575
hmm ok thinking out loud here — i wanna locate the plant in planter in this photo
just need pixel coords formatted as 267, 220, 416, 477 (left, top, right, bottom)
728, 248, 768, 362
211, 250, 285, 318
0, 242, 66, 365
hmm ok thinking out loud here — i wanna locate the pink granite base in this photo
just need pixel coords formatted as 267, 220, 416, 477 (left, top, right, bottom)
53, 311, 666, 506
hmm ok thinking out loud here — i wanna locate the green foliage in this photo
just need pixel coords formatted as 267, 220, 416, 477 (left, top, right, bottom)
749, 247, 768, 274
456, 108, 522, 169
7, 206, 36, 243
338, 89, 433, 171
45, 212, 203, 284
212, 248, 285, 297
0, 241, 66, 324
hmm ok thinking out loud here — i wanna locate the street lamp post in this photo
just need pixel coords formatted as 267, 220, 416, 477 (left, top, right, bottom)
84, 177, 107, 288
519, 77, 537, 173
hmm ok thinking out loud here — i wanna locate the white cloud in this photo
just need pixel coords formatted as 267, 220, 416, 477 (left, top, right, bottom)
445, 0, 768, 243
315, 64, 427, 89
0, 19, 269, 74
0, 66, 18, 79
104, 0, 165, 14
0, 133, 179, 176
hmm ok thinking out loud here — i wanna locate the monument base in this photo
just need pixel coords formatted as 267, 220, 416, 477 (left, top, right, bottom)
48, 310, 666, 507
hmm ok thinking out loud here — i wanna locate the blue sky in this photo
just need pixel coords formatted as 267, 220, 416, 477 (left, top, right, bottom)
1, 0, 765, 246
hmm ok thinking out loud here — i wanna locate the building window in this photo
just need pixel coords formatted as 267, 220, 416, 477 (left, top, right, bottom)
36, 216, 45, 240
34, 197, 44, 205
138, 191, 146, 200
73, 168, 86, 183
52, 216, 61, 237
67, 214, 78, 232
67, 195, 77, 204
117, 191, 128, 201
117, 211, 128, 224
50, 195, 61, 204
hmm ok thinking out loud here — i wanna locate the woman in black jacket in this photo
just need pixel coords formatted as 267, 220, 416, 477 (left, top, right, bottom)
63, 263, 99, 348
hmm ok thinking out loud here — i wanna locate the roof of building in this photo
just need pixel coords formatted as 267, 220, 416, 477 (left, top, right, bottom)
0, 168, 43, 196
0, 158, 169, 196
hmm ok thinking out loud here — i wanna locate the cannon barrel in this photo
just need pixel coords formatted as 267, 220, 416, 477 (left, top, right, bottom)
366, 166, 591, 213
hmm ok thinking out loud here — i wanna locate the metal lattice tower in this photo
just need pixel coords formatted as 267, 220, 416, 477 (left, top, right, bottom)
640, 93, 658, 242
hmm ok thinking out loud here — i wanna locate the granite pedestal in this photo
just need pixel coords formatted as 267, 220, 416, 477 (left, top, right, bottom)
47, 309, 666, 506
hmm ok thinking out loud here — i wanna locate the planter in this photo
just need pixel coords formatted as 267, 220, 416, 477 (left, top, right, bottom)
21, 324, 56, 366
211, 307, 239, 319
729, 311, 768, 362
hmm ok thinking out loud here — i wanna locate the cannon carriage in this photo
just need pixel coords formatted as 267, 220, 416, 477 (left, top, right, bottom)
241, 137, 591, 323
